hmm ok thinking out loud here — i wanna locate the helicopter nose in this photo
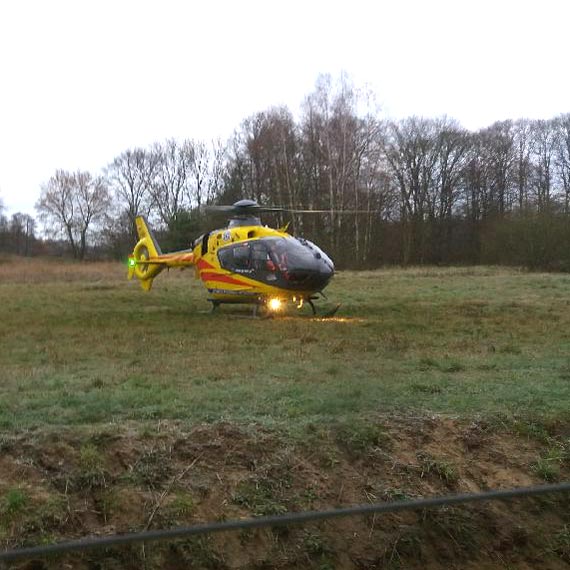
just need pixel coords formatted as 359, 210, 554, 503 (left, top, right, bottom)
284, 258, 334, 291
314, 263, 334, 290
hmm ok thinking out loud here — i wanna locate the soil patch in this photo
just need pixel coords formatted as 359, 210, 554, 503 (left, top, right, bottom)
1, 416, 570, 569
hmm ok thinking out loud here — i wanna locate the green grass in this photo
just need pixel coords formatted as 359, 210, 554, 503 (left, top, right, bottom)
2, 488, 28, 517
1, 262, 570, 432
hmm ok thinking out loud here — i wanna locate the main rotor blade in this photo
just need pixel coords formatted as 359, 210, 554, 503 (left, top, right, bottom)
205, 204, 383, 215
277, 209, 382, 214
205, 205, 286, 215
205, 205, 242, 213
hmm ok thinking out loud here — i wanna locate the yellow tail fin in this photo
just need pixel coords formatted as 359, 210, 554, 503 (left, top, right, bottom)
135, 216, 162, 257
128, 216, 165, 291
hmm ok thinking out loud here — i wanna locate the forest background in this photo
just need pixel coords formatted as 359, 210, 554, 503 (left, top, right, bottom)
2, 75, 570, 271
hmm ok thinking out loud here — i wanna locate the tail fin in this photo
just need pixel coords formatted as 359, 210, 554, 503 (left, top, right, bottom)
128, 216, 165, 291
135, 216, 162, 257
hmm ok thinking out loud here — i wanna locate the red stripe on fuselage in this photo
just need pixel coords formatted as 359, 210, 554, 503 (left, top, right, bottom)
197, 258, 215, 271
200, 272, 250, 287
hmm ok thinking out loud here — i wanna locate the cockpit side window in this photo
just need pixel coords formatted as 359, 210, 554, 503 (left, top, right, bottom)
218, 243, 252, 271
218, 241, 276, 278
251, 242, 271, 268
233, 245, 250, 269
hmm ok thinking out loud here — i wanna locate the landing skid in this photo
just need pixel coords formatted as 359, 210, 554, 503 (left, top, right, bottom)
307, 298, 317, 315
208, 299, 265, 318
307, 294, 341, 318
321, 303, 342, 318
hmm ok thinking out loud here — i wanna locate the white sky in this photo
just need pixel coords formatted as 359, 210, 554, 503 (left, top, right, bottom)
1, 0, 569, 216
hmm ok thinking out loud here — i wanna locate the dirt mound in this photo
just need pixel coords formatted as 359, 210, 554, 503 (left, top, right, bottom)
1, 416, 569, 569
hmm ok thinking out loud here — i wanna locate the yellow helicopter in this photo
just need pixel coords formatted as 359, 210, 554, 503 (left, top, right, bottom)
128, 200, 337, 315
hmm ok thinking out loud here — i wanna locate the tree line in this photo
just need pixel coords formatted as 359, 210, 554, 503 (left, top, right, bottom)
2, 75, 570, 270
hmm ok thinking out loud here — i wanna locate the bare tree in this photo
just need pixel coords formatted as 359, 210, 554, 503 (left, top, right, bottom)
149, 139, 192, 225
461, 134, 488, 224
207, 139, 227, 206
36, 170, 77, 254
301, 74, 358, 250
430, 119, 470, 261
106, 148, 158, 240
384, 117, 440, 263
186, 139, 228, 209
186, 139, 204, 208
358, 122, 396, 264
299, 74, 391, 261
530, 119, 558, 212
513, 119, 532, 211
435, 120, 470, 219
0, 194, 6, 249
8, 213, 36, 256
75, 171, 110, 258
462, 123, 516, 223
479, 121, 515, 216
555, 114, 570, 213
36, 170, 110, 259
225, 107, 301, 227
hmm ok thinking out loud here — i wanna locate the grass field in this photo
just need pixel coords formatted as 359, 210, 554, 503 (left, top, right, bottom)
2, 259, 570, 430
1, 258, 570, 569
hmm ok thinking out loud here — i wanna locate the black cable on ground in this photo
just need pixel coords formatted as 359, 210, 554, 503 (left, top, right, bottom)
1, 482, 570, 562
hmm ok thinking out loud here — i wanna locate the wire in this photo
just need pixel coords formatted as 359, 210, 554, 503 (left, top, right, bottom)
2, 482, 569, 562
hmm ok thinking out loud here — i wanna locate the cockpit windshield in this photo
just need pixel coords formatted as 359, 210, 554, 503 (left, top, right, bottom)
217, 237, 334, 291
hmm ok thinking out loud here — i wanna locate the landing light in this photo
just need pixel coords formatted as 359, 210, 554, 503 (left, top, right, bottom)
268, 298, 283, 312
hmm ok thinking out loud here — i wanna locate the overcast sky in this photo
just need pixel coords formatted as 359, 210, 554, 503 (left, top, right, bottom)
1, 0, 569, 216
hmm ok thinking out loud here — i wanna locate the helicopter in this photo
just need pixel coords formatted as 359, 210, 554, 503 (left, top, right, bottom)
127, 199, 337, 315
